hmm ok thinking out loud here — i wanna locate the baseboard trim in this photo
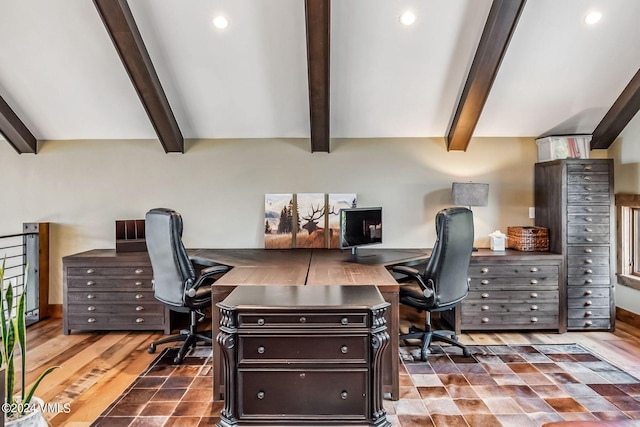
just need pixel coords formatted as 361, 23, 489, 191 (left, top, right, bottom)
48, 304, 63, 319
616, 306, 640, 328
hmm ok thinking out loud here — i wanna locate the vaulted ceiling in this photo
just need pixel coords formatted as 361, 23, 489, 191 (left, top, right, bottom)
1, 0, 639, 154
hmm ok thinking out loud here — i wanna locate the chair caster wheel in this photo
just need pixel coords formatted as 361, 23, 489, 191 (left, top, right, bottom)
462, 348, 471, 357
148, 344, 156, 354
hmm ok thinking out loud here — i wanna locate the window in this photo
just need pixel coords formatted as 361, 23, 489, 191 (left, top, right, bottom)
616, 194, 640, 290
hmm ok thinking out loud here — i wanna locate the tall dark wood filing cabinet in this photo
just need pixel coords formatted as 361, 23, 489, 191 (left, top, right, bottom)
534, 159, 615, 331
216, 285, 391, 427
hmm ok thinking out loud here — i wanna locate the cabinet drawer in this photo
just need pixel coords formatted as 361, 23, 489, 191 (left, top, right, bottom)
567, 214, 610, 225
67, 302, 165, 315
461, 313, 558, 329
567, 276, 610, 286
568, 318, 611, 330
469, 264, 558, 278
468, 290, 558, 302
66, 314, 165, 328
567, 255, 609, 267
567, 224, 609, 236
238, 313, 368, 329
66, 278, 153, 290
568, 307, 611, 320
567, 184, 610, 194
67, 266, 151, 277
568, 287, 610, 299
567, 296, 610, 309
567, 193, 611, 204
238, 369, 367, 418
567, 265, 610, 277
566, 162, 610, 173
461, 301, 557, 315
67, 291, 154, 303
567, 173, 610, 184
238, 335, 367, 363
470, 276, 558, 289
567, 246, 609, 255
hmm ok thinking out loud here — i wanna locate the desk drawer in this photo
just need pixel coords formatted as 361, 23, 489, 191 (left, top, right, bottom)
238, 369, 367, 418
470, 276, 558, 289
238, 335, 368, 363
469, 264, 558, 278
67, 291, 154, 303
67, 266, 151, 277
238, 312, 368, 329
66, 313, 165, 329
66, 278, 153, 290
468, 290, 558, 302
461, 313, 558, 329
67, 302, 165, 315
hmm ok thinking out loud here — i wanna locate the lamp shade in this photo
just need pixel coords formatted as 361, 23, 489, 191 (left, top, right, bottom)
451, 182, 489, 207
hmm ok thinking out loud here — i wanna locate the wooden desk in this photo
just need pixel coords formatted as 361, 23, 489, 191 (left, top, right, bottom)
208, 248, 428, 402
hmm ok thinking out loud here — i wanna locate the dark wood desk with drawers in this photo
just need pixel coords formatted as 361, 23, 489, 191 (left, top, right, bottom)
216, 285, 391, 427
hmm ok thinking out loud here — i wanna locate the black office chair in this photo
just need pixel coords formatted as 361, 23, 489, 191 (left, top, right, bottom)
392, 207, 474, 361
145, 208, 230, 364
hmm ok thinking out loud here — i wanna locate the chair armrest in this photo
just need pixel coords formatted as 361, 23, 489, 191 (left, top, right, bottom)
186, 265, 231, 297
391, 265, 421, 280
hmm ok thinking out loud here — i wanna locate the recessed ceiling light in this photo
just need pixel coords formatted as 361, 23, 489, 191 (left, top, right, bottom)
585, 11, 602, 25
212, 15, 229, 30
399, 11, 416, 26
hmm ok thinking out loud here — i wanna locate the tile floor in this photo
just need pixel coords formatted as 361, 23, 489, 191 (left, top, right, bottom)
92, 343, 640, 427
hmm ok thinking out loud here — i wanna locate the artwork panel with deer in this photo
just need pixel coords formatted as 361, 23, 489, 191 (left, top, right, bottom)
328, 194, 357, 248
296, 193, 329, 248
264, 194, 294, 249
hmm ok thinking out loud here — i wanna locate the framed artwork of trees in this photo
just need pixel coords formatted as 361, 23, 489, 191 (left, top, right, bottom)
264, 193, 357, 249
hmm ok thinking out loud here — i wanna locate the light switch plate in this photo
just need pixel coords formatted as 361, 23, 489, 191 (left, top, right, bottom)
529, 207, 535, 219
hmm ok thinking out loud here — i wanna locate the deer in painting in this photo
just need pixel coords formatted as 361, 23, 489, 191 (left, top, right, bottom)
299, 204, 337, 247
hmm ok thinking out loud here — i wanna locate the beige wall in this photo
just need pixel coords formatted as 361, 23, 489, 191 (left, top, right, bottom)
609, 110, 640, 314
1, 137, 538, 305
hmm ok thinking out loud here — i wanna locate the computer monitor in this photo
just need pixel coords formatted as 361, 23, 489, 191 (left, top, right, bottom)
339, 207, 382, 259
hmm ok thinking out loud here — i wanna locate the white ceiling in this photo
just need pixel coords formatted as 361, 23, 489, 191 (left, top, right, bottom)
0, 0, 639, 143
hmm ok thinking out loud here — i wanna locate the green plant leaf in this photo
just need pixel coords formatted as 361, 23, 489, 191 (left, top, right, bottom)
22, 366, 60, 415
16, 291, 26, 402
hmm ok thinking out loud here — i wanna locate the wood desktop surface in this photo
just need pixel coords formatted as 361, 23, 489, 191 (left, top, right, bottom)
205, 247, 429, 403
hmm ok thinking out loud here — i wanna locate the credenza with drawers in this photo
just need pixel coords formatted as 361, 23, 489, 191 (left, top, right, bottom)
441, 250, 565, 333
62, 249, 170, 335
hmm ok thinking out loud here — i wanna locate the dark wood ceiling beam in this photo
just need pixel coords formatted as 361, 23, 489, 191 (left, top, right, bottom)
0, 95, 37, 154
93, 0, 183, 153
591, 68, 640, 150
446, 0, 527, 151
305, 0, 330, 153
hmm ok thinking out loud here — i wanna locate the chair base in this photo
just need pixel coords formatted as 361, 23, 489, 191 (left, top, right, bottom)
401, 325, 471, 362
148, 310, 211, 364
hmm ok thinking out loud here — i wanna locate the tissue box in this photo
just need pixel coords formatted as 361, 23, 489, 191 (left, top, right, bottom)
490, 235, 506, 251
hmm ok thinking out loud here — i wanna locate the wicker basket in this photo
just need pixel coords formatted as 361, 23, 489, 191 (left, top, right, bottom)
507, 226, 549, 251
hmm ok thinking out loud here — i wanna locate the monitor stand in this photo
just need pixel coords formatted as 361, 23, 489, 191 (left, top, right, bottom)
346, 247, 380, 265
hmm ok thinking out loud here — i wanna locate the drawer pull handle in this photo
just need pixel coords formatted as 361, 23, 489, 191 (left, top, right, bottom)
257, 391, 265, 400
585, 290, 593, 296
299, 317, 306, 324
481, 317, 489, 323
585, 196, 593, 201
585, 186, 592, 191
585, 259, 593, 264
481, 293, 489, 299
530, 267, 538, 272
257, 346, 265, 354
585, 248, 593, 253
585, 320, 593, 326
135, 281, 143, 286
257, 318, 265, 326
86, 269, 95, 274
87, 294, 95, 299
585, 300, 593, 306
584, 217, 593, 222
585, 207, 593, 212
480, 268, 489, 274
585, 269, 593, 275
480, 279, 489, 285
135, 269, 144, 274
481, 305, 489, 311
86, 281, 95, 286
585, 228, 593, 232
530, 317, 538, 323
530, 292, 538, 298
341, 318, 349, 325
585, 237, 593, 242
136, 306, 144, 311
530, 279, 538, 285
87, 318, 96, 323
135, 294, 144, 300
531, 305, 538, 311
585, 279, 593, 284
341, 391, 348, 400
135, 318, 144, 323
583, 176, 592, 181
585, 311, 592, 317
341, 345, 348, 354
87, 306, 96, 311
584, 165, 592, 171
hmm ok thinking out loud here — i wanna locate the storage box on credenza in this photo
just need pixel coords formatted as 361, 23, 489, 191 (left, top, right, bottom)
536, 135, 591, 162
507, 226, 549, 251
115, 219, 147, 252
